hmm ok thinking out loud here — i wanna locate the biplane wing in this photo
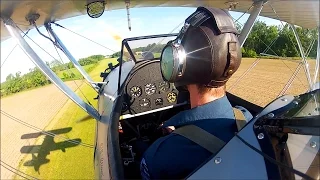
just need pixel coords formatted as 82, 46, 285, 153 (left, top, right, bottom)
0, 0, 319, 41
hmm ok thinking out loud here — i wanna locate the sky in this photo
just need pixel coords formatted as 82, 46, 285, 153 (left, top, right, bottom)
0, 7, 282, 82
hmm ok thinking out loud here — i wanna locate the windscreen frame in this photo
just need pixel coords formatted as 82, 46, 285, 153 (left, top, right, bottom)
117, 33, 178, 94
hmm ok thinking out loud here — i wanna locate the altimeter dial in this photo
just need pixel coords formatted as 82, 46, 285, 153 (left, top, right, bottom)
145, 83, 156, 95
159, 81, 170, 93
130, 86, 142, 98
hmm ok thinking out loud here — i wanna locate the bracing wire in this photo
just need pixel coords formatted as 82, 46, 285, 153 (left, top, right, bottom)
16, 26, 58, 61
52, 22, 118, 53
1, 29, 30, 68
234, 5, 253, 23
46, 31, 93, 106
0, 110, 94, 148
228, 22, 284, 91
147, 20, 184, 54
269, 3, 315, 94
229, 6, 309, 92
235, 134, 313, 180
15, 24, 94, 106
1, 160, 38, 180
51, 22, 135, 61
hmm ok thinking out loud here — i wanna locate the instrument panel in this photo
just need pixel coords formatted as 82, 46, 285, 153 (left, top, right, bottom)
122, 61, 188, 115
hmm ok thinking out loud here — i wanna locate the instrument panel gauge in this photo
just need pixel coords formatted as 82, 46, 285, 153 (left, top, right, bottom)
159, 81, 170, 93
145, 83, 156, 95
130, 86, 142, 98
139, 98, 151, 107
167, 92, 177, 103
155, 98, 163, 106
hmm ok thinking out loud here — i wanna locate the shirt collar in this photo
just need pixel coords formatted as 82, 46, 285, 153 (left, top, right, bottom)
162, 96, 234, 127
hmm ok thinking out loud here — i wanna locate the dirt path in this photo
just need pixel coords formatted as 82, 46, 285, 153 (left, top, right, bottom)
1, 81, 83, 179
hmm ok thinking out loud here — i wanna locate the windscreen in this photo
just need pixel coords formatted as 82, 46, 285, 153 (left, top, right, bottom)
285, 90, 319, 179
127, 36, 177, 61
263, 89, 320, 179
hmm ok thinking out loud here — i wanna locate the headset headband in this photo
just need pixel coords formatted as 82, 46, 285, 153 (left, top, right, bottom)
176, 10, 211, 44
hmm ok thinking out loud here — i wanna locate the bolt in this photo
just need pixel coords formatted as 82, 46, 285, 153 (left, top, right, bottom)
257, 133, 264, 139
281, 98, 288, 102
310, 141, 317, 148
214, 157, 222, 164
293, 101, 298, 105
267, 113, 274, 118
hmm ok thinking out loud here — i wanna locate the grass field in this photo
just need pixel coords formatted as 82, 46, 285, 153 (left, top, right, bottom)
56, 63, 98, 80
14, 58, 118, 179
5, 57, 318, 179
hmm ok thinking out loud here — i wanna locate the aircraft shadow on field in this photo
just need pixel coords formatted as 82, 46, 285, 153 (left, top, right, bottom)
20, 127, 81, 174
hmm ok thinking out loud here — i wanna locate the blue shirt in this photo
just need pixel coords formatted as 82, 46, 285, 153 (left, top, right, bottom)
140, 96, 247, 179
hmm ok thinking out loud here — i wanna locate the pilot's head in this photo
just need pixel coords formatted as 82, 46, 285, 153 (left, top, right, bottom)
160, 7, 241, 101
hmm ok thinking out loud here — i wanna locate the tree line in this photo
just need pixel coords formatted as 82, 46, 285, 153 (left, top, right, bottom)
240, 21, 317, 58
110, 21, 318, 59
1, 55, 105, 97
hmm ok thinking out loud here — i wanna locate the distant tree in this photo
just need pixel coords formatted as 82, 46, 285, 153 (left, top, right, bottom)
6, 74, 14, 81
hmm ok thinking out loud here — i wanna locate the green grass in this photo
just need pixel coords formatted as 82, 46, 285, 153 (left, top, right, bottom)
15, 58, 118, 179
154, 52, 161, 58
56, 63, 98, 81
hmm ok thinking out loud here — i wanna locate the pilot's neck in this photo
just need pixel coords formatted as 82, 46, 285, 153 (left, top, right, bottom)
188, 84, 225, 109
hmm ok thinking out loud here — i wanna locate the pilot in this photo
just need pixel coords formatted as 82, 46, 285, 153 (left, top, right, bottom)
140, 7, 252, 179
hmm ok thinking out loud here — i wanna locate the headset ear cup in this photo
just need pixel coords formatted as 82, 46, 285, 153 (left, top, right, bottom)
160, 44, 175, 81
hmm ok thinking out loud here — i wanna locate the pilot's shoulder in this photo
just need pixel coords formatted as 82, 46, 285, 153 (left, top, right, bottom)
144, 133, 176, 158
141, 134, 177, 179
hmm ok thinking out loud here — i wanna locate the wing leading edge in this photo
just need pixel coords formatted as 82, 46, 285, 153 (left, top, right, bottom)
0, 0, 319, 41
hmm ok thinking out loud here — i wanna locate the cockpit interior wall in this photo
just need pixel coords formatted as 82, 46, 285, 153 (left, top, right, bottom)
108, 95, 125, 179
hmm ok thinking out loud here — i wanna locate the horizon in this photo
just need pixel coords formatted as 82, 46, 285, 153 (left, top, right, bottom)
0, 7, 283, 83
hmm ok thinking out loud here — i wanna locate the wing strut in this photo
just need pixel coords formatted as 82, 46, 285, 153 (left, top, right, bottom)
2, 17, 100, 121
290, 24, 313, 90
314, 26, 320, 85
44, 22, 100, 92
238, 0, 264, 47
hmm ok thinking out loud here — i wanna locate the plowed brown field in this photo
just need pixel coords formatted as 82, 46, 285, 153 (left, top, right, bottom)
227, 58, 318, 107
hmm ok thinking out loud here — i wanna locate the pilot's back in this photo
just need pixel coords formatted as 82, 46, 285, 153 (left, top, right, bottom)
141, 96, 237, 179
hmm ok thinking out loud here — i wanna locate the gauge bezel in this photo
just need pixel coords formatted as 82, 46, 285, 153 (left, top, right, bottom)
130, 86, 142, 98
145, 83, 157, 95
139, 98, 151, 107
159, 81, 170, 93
167, 92, 177, 103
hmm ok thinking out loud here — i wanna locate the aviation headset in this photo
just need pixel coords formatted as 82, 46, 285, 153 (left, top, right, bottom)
160, 7, 242, 88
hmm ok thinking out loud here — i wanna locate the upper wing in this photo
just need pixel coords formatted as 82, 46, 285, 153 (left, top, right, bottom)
1, 0, 319, 41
